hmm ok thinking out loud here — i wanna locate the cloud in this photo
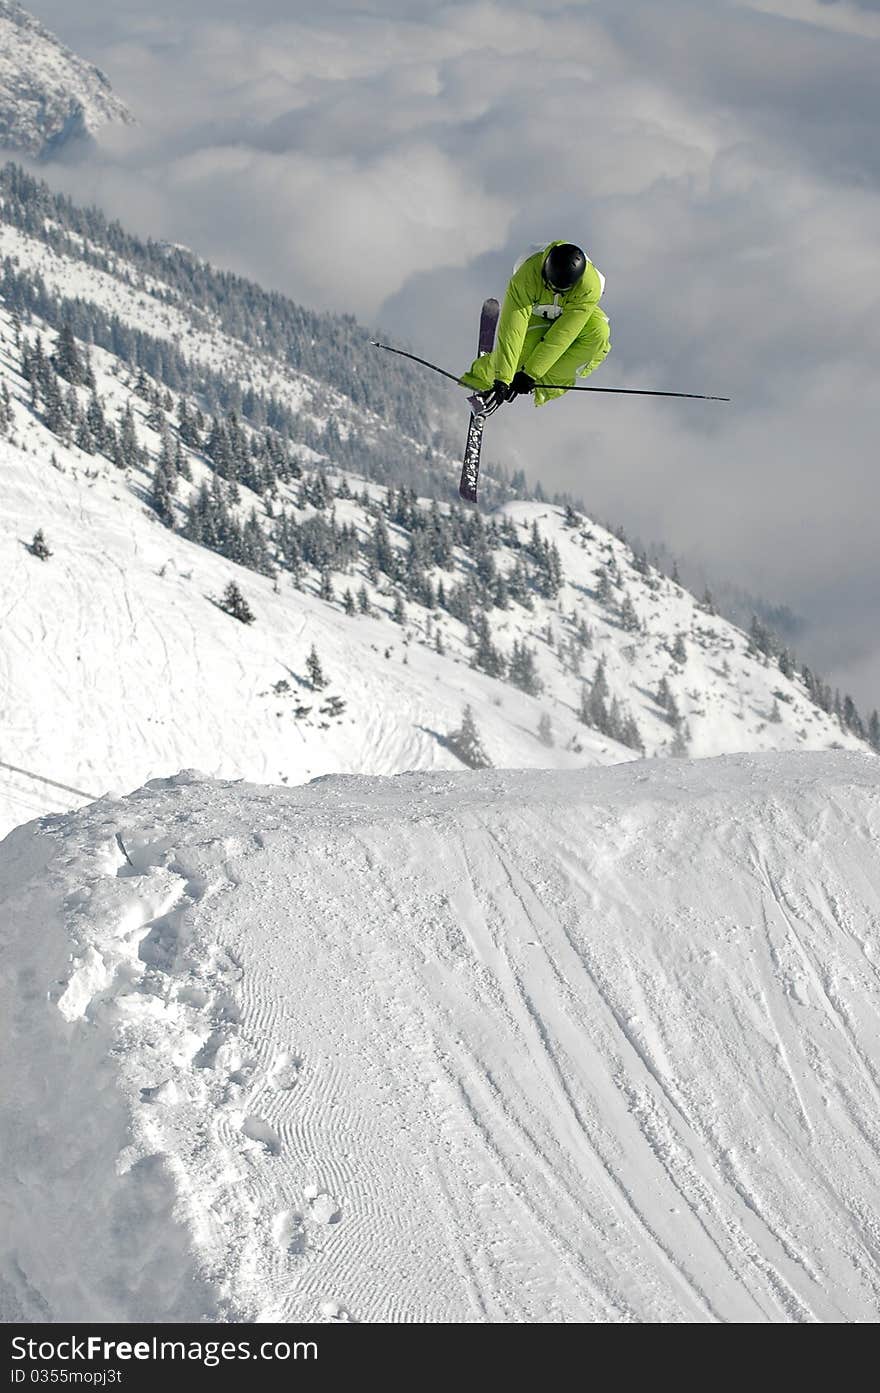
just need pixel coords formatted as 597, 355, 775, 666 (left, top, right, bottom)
744, 0, 880, 33
23, 0, 880, 711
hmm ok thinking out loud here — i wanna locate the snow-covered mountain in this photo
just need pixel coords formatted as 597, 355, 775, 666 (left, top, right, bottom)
3, 752, 879, 1321
0, 3, 133, 158
0, 165, 876, 836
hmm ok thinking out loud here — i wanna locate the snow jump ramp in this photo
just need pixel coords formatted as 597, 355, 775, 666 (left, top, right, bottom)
2, 751, 879, 1323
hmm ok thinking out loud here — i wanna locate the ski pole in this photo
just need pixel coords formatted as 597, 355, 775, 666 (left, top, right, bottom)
370, 341, 463, 385
554, 384, 730, 402
370, 341, 729, 402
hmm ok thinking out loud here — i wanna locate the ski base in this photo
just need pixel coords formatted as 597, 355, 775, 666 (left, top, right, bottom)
478, 297, 500, 355
459, 298, 500, 504
459, 414, 484, 503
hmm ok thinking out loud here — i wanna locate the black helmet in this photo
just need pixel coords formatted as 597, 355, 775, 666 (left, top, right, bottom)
543, 243, 587, 292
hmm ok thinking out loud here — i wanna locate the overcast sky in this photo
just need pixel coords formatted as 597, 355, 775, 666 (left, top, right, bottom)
28, 0, 880, 710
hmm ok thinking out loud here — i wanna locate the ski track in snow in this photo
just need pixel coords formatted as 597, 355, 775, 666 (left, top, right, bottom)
2, 753, 880, 1323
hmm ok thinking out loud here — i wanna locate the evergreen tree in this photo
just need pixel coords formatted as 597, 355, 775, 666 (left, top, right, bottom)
218, 580, 255, 624
29, 529, 51, 560
117, 402, 142, 470
492, 571, 510, 610
52, 320, 87, 386
671, 633, 687, 665
157, 423, 177, 481
206, 416, 234, 478
748, 615, 774, 660
470, 614, 505, 679
238, 510, 274, 577
370, 514, 397, 579
538, 712, 554, 747
0, 381, 12, 435
446, 705, 492, 769
596, 566, 614, 607
842, 695, 865, 740
620, 594, 641, 633
42, 368, 68, 440
564, 635, 583, 676
656, 676, 673, 712
343, 588, 356, 616
151, 463, 176, 528
670, 723, 690, 757
508, 639, 543, 696
357, 583, 371, 616
74, 414, 95, 454
175, 436, 191, 481
86, 393, 108, 452
306, 644, 328, 690
392, 592, 406, 625
507, 555, 533, 609
580, 656, 610, 731
177, 398, 202, 448
618, 711, 645, 753
778, 647, 795, 680
82, 349, 96, 391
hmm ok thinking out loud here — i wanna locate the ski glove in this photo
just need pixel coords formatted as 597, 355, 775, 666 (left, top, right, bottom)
510, 371, 536, 396
493, 378, 516, 403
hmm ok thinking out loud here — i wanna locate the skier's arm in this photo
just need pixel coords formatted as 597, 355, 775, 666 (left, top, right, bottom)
523, 304, 592, 382
494, 262, 538, 384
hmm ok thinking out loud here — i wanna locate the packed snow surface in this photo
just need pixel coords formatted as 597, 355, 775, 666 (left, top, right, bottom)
2, 751, 880, 1323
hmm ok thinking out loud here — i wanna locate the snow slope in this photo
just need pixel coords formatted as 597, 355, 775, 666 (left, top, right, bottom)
0, 3, 133, 158
2, 751, 880, 1323
1, 293, 870, 836
0, 417, 624, 835
1, 172, 874, 837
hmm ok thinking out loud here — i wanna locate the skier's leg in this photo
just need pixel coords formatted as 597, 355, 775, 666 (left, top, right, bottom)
459, 351, 497, 391
533, 309, 611, 405
461, 316, 551, 390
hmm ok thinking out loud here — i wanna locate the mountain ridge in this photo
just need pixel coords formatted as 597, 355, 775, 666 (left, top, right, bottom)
0, 3, 133, 159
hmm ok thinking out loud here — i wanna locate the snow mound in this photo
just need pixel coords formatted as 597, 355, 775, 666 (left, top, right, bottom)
2, 752, 880, 1323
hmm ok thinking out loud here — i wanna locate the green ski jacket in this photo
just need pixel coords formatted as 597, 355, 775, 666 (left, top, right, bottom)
494, 240, 605, 384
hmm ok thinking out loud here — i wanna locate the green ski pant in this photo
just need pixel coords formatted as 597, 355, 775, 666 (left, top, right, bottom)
460, 307, 611, 405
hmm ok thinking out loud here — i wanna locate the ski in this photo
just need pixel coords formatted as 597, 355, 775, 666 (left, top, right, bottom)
459, 298, 499, 503
478, 296, 499, 355
459, 415, 484, 505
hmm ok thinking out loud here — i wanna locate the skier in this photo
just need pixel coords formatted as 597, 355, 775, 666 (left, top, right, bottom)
459, 241, 610, 408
